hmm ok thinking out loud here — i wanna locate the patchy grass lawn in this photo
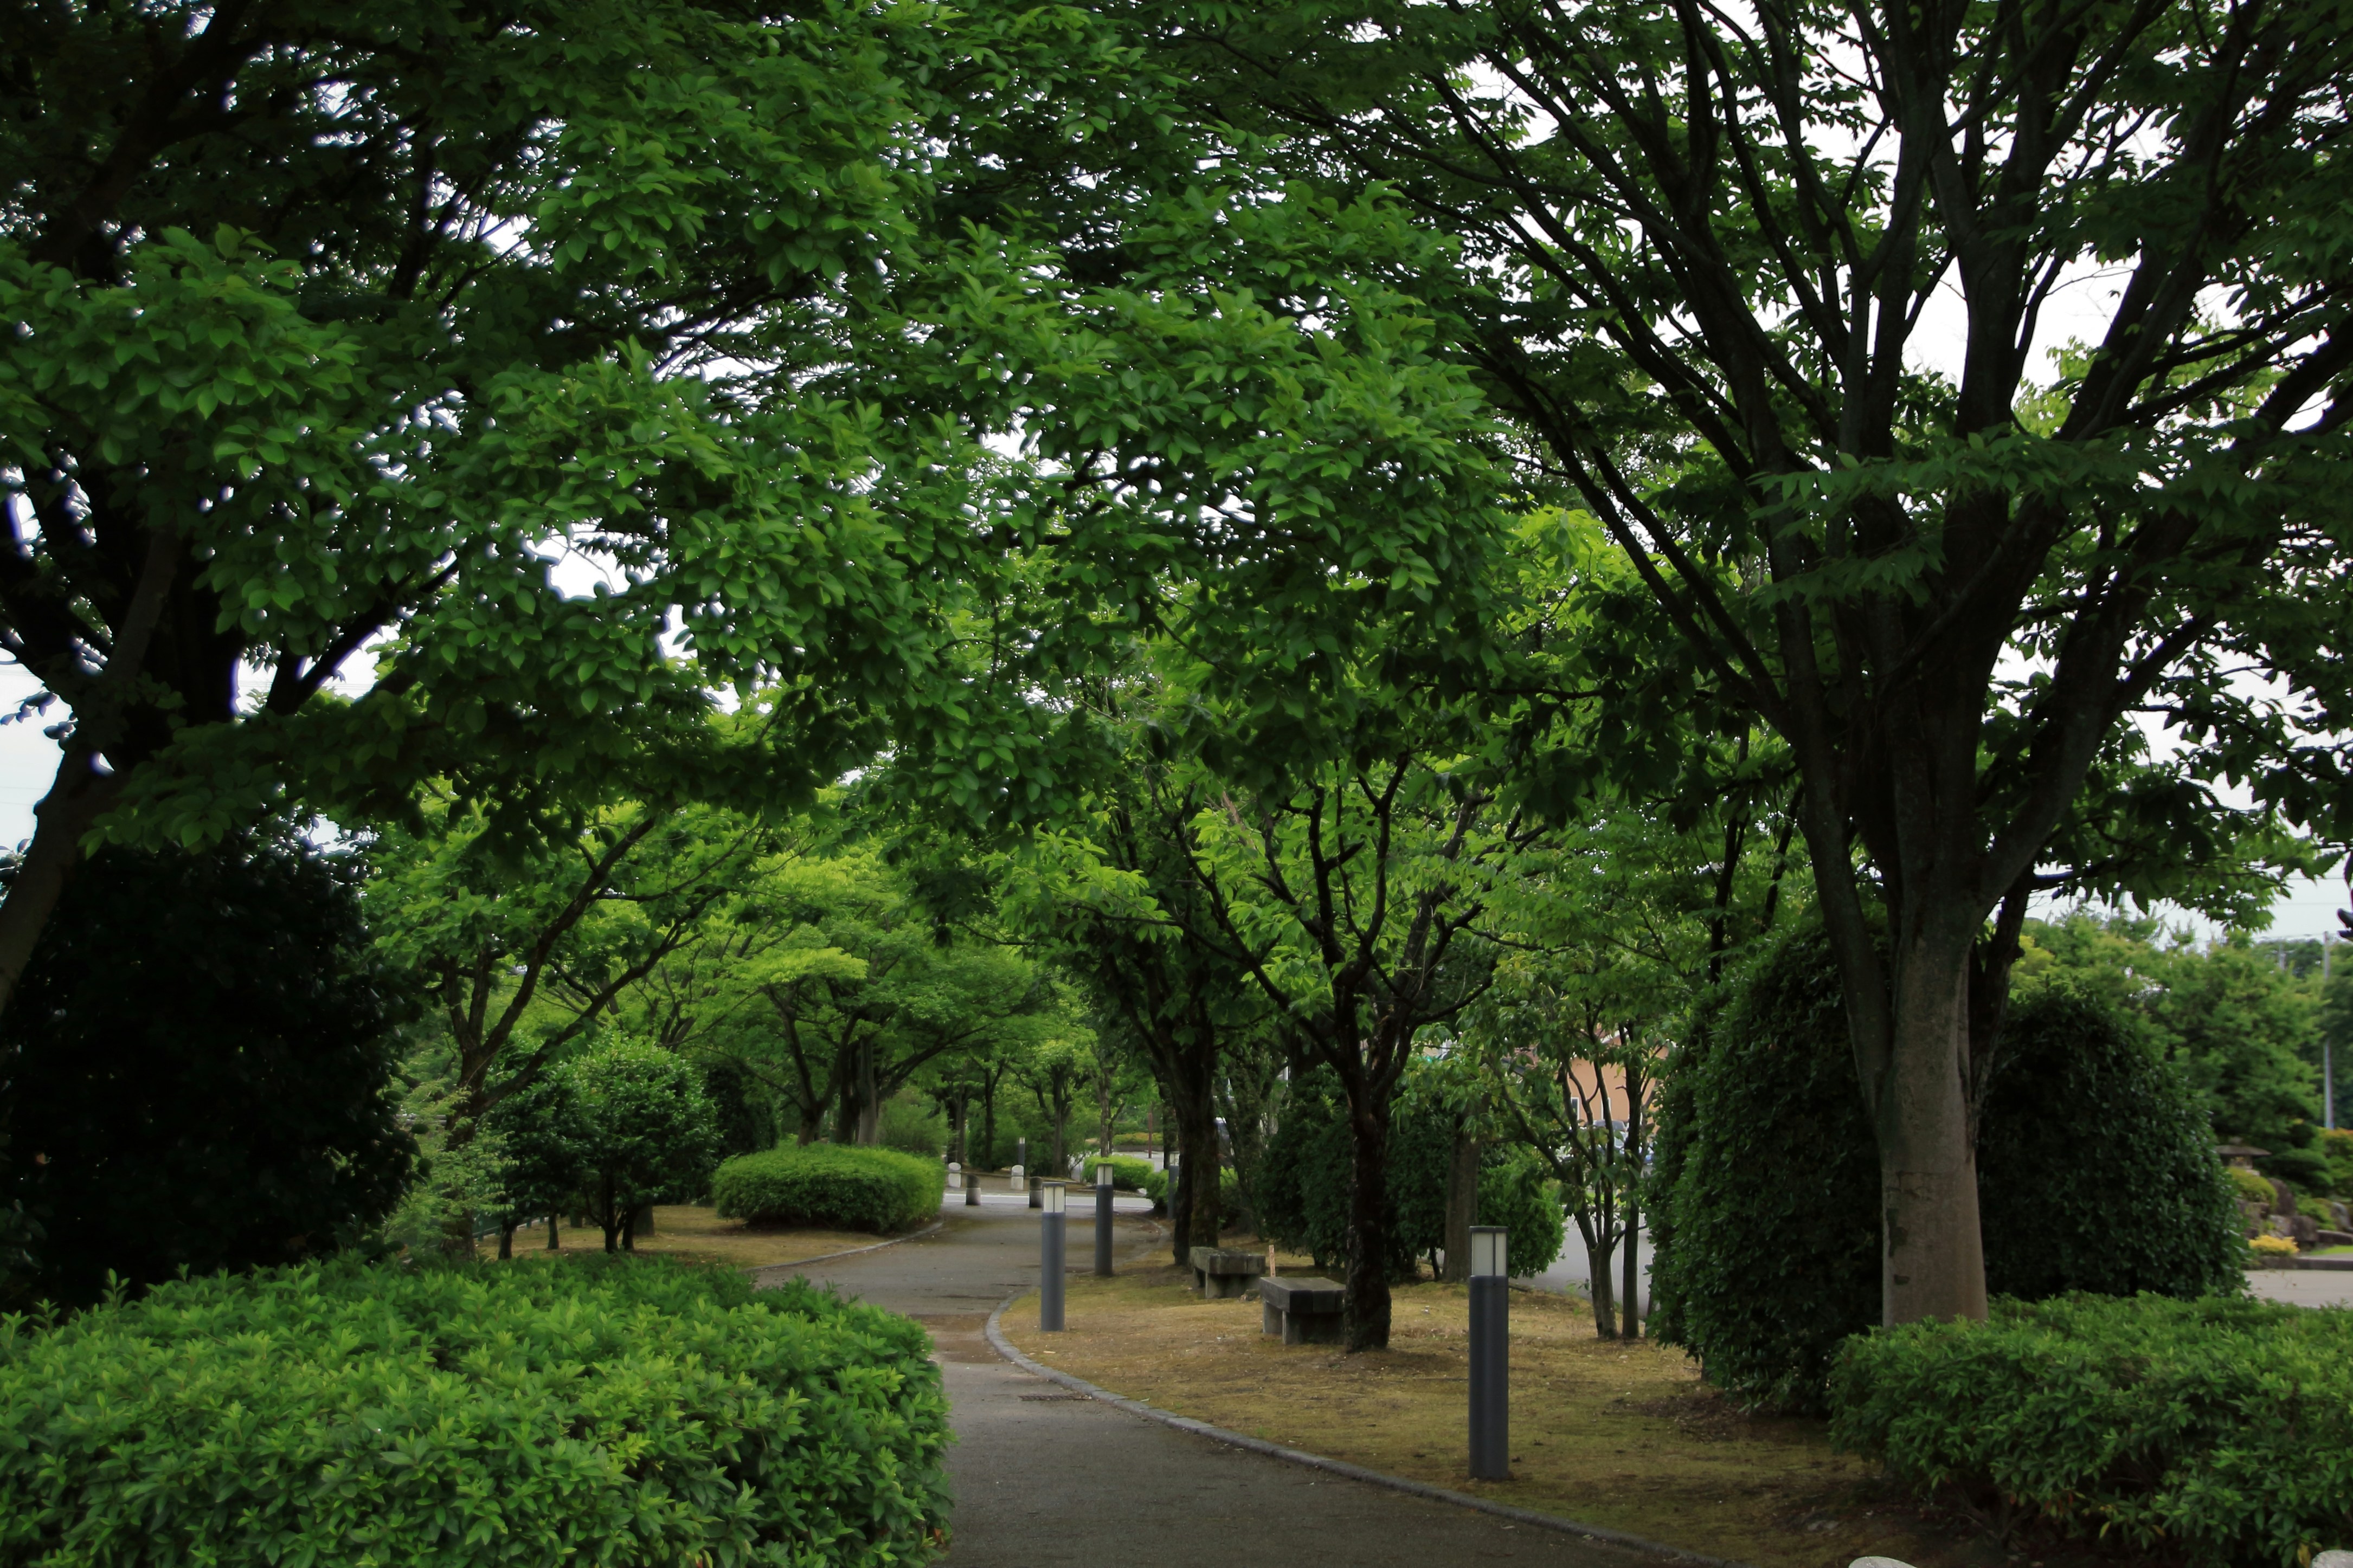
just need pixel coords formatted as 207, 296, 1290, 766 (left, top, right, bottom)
491, 1204, 899, 1271
1003, 1259, 2158, 1568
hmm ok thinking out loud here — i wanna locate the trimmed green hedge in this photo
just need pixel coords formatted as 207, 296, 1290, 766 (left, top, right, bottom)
713, 1145, 944, 1233
1830, 1293, 2353, 1567
1081, 1154, 1156, 1191
0, 1255, 949, 1566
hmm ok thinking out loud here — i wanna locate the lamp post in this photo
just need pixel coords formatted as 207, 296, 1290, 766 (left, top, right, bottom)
1040, 1180, 1069, 1331
1094, 1159, 1115, 1276
1467, 1225, 1508, 1481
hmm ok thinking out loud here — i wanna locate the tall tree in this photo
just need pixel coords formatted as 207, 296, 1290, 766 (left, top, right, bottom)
1175, 0, 2353, 1321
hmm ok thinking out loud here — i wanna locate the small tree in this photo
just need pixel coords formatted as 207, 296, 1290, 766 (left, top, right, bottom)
558, 1039, 721, 1253
483, 1074, 596, 1258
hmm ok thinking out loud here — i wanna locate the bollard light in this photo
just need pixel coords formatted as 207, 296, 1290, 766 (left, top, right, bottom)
1467, 1224, 1508, 1481
947, 1160, 961, 1191
1039, 1180, 1069, 1332
1093, 1160, 1115, 1277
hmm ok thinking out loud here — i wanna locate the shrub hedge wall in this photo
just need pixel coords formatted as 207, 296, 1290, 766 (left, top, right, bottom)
0, 1256, 949, 1566
1830, 1293, 2353, 1567
713, 1145, 944, 1233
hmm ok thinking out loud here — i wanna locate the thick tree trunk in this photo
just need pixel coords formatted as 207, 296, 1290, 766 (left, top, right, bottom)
1875, 929, 1988, 1325
546, 1213, 560, 1250
1168, 1062, 1221, 1265
1343, 1095, 1394, 1350
1441, 1125, 1478, 1283
600, 1173, 621, 1253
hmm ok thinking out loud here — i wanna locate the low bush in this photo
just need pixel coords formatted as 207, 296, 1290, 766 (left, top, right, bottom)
1081, 1154, 1156, 1191
1829, 1293, 2353, 1567
713, 1145, 944, 1233
0, 1255, 949, 1566
1649, 924, 2242, 1413
1137, 1162, 1236, 1225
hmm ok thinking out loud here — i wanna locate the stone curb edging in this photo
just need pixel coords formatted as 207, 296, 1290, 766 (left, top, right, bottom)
982, 1292, 1753, 1568
745, 1218, 945, 1285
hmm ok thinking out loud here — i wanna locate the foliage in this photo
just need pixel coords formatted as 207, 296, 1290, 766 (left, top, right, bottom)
0, 839, 414, 1306
712, 1146, 943, 1234
2249, 1233, 2298, 1258
482, 1072, 595, 1234
0, 1255, 948, 1566
556, 1038, 722, 1251
1137, 1162, 1237, 1228
1829, 1294, 2353, 1567
2226, 1165, 2278, 1206
1650, 922, 2241, 1412
1256, 1066, 1560, 1279
877, 1096, 949, 1160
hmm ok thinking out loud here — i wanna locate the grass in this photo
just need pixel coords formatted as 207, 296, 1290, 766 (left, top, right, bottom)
1001, 1256, 2160, 1568
490, 1204, 902, 1271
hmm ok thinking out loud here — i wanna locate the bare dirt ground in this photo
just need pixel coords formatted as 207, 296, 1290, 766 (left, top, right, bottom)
491, 1204, 901, 1270
1002, 1255, 2169, 1568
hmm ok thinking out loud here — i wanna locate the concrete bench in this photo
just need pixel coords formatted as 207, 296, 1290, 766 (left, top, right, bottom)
1260, 1276, 1346, 1345
1188, 1246, 1266, 1299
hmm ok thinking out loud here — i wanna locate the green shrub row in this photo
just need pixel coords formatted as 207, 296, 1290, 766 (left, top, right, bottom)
713, 1145, 945, 1233
0, 1255, 948, 1567
1080, 1154, 1156, 1191
1830, 1293, 2353, 1567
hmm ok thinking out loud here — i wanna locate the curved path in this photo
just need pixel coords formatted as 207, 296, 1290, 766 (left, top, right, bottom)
762, 1194, 1670, 1568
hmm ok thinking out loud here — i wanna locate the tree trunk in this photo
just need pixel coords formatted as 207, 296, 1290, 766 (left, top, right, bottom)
1163, 1041, 1221, 1266
0, 748, 118, 1023
601, 1173, 621, 1253
979, 1076, 999, 1171
1342, 1094, 1394, 1351
546, 1213, 560, 1250
856, 1038, 881, 1145
1587, 1232, 1618, 1339
1441, 1124, 1478, 1283
949, 1095, 968, 1166
1875, 928, 1988, 1324
1619, 1195, 1641, 1339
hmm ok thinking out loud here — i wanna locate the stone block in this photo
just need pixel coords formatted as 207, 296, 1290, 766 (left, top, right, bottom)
1189, 1246, 1267, 1299
1260, 1275, 1346, 1345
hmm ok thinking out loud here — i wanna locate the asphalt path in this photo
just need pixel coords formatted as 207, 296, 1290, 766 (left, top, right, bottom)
761, 1194, 1673, 1568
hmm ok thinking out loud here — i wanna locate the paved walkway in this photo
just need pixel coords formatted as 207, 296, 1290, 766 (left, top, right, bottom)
764, 1198, 1671, 1568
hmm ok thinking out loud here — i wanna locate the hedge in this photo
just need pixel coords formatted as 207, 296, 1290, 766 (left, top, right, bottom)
713, 1145, 944, 1233
0, 1255, 949, 1566
1829, 1293, 2353, 1567
1649, 922, 2241, 1412
1080, 1154, 1156, 1191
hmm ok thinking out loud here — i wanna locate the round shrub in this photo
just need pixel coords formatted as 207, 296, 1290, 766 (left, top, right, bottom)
0, 1255, 949, 1566
712, 1145, 944, 1233
1649, 921, 2242, 1413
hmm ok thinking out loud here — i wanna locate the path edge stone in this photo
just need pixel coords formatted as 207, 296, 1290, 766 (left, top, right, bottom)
983, 1293, 1754, 1568
746, 1219, 945, 1287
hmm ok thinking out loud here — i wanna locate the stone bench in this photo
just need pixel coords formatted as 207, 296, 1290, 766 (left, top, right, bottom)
1259, 1276, 1346, 1345
1188, 1246, 1266, 1299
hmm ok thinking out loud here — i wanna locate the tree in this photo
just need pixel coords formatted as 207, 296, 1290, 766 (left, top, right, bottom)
1190, 748, 1509, 1349
1175, 0, 2353, 1322
482, 1070, 595, 1257
0, 836, 414, 1305
367, 797, 769, 1132
557, 1036, 720, 1253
